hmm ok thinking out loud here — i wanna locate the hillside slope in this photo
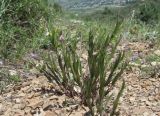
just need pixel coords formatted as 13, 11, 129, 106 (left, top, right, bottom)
54, 0, 136, 9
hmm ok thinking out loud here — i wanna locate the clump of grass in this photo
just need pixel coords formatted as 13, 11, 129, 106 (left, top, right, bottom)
40, 22, 126, 115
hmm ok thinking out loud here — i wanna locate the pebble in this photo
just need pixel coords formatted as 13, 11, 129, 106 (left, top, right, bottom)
24, 107, 31, 114
28, 99, 44, 109
0, 96, 3, 103
154, 88, 159, 94
151, 62, 157, 66
140, 97, 147, 102
13, 104, 22, 109
0, 59, 3, 65
129, 97, 135, 103
14, 109, 25, 115
145, 101, 151, 106
157, 112, 160, 116
143, 112, 149, 116
148, 96, 154, 101
15, 98, 21, 104
44, 110, 58, 116
0, 104, 4, 115
152, 106, 160, 112
154, 50, 160, 56
9, 70, 17, 76
127, 85, 133, 91
43, 101, 53, 111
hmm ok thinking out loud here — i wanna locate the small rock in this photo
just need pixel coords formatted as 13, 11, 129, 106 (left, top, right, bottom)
70, 105, 79, 111
30, 53, 40, 60
152, 106, 160, 112
148, 96, 154, 101
143, 112, 149, 116
73, 86, 81, 93
129, 97, 135, 103
154, 82, 160, 88
25, 113, 32, 116
49, 96, 59, 101
0, 104, 5, 115
154, 88, 159, 94
31, 108, 44, 116
21, 86, 31, 93
5, 93, 12, 102
14, 109, 25, 115
140, 97, 147, 102
155, 95, 160, 101
0, 96, 3, 103
30, 109, 36, 114
133, 107, 152, 115
139, 102, 145, 106
15, 98, 21, 104
151, 62, 157, 66
4, 108, 12, 115
13, 104, 22, 109
30, 68, 39, 74
149, 78, 156, 82
44, 110, 58, 116
20, 103, 26, 110
0, 59, 3, 65
82, 53, 88, 60
154, 50, 160, 56
33, 92, 41, 97
145, 80, 152, 86
24, 107, 31, 114
152, 102, 158, 107
27, 93, 35, 99
22, 82, 30, 87
127, 86, 132, 91
28, 98, 44, 109
129, 62, 140, 67
18, 92, 26, 97
43, 102, 53, 111
9, 70, 17, 76
145, 101, 151, 106
141, 64, 150, 68
13, 85, 21, 91
157, 112, 160, 116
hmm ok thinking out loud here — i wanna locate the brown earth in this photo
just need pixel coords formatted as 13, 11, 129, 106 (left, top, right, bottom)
0, 41, 159, 116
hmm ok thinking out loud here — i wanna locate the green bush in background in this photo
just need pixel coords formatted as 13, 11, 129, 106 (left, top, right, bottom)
0, 0, 57, 60
135, 0, 160, 25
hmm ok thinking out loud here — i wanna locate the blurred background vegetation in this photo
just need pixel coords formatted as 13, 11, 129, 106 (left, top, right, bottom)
0, 0, 159, 61
0, 0, 62, 61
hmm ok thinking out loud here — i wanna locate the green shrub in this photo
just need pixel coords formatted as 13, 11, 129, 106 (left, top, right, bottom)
53, 2, 62, 13
0, 0, 49, 34
135, 0, 160, 25
0, 0, 52, 60
102, 7, 112, 15
40, 22, 126, 115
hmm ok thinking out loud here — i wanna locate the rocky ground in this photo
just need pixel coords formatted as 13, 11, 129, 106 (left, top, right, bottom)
0, 41, 160, 116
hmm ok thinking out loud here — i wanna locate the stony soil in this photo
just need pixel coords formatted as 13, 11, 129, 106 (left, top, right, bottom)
0, 41, 159, 116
